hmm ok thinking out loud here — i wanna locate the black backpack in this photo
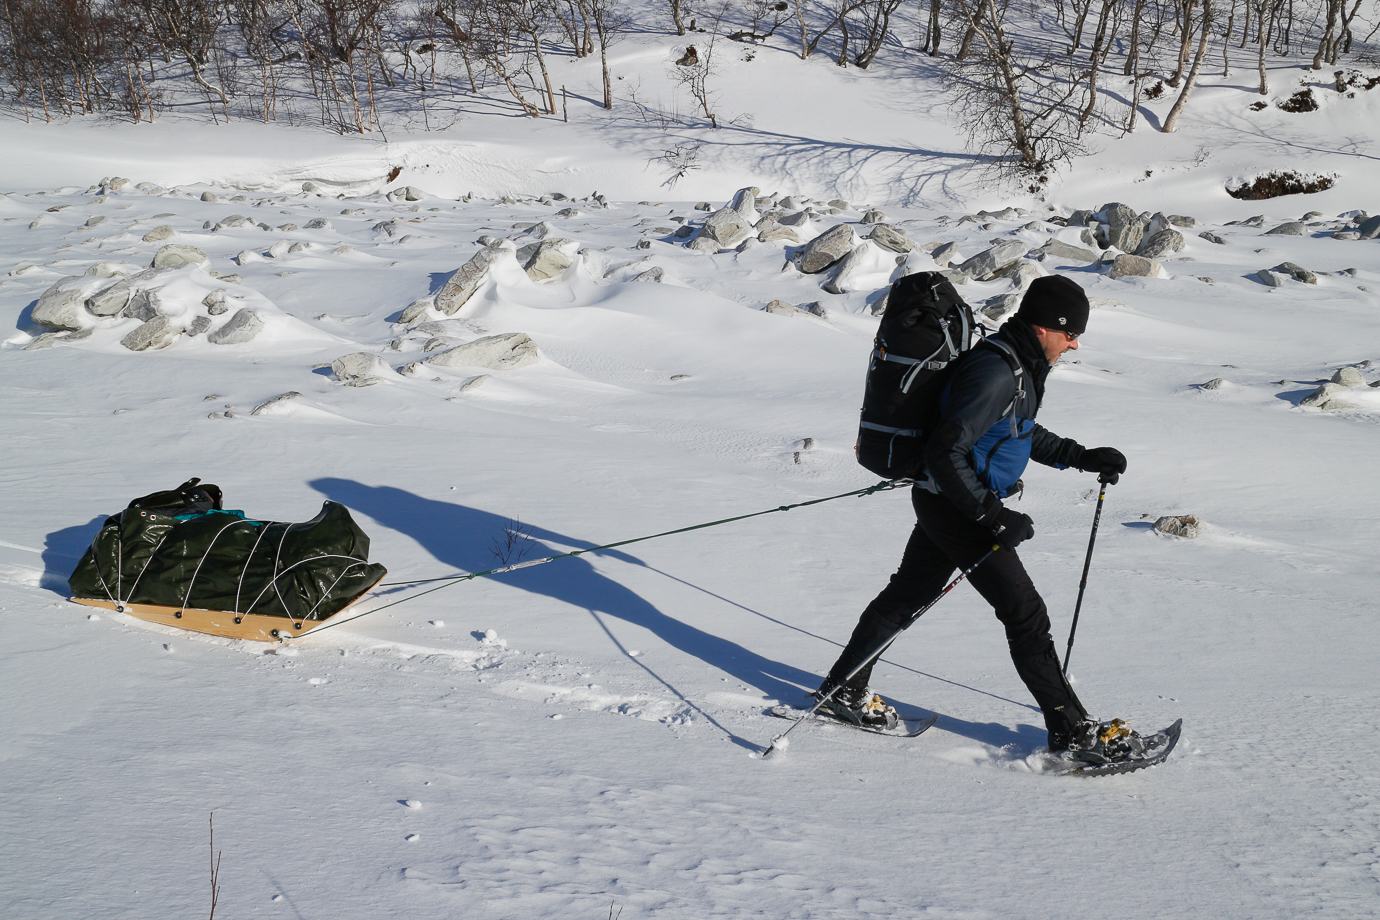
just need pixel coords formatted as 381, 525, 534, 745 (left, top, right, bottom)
855, 271, 977, 479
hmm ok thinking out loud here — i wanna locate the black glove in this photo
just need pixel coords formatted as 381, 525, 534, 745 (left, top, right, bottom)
990, 507, 1035, 550
1076, 446, 1127, 485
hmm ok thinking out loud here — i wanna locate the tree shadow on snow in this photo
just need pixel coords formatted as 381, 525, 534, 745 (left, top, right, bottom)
311, 479, 822, 747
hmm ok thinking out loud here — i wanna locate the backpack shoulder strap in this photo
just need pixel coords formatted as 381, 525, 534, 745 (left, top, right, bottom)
976, 338, 1026, 436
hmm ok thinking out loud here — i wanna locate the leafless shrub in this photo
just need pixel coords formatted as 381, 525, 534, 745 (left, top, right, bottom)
1226, 170, 1336, 199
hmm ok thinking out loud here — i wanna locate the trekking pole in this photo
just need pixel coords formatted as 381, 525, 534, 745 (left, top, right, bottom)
761, 544, 999, 759
1062, 474, 1112, 677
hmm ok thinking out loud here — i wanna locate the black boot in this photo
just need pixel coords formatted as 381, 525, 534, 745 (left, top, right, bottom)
815, 677, 899, 730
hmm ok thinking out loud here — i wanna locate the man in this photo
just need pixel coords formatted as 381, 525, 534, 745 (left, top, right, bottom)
818, 275, 1136, 759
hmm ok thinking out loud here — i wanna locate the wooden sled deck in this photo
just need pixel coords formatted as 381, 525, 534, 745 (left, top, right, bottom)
70, 575, 384, 642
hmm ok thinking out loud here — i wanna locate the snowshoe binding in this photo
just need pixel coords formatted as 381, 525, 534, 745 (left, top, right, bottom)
814, 679, 899, 732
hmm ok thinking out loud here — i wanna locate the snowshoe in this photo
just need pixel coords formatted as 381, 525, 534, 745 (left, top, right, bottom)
814, 679, 899, 731
1057, 718, 1151, 765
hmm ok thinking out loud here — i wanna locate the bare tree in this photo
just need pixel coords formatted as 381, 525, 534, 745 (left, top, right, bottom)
1162, 0, 1212, 131
586, 0, 630, 109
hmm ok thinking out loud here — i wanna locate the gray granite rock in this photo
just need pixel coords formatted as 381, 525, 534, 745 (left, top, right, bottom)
930, 241, 960, 267
630, 267, 664, 283
32, 277, 88, 330
1168, 215, 1197, 227
1199, 231, 1227, 245
1331, 366, 1366, 387
203, 290, 228, 315
861, 209, 886, 224
758, 226, 799, 244
1300, 382, 1363, 409
1108, 254, 1160, 279
956, 239, 1028, 279
121, 315, 182, 351
188, 315, 213, 336
700, 207, 753, 246
86, 279, 134, 317
1254, 269, 1284, 287
208, 308, 264, 345
151, 244, 209, 269
1356, 215, 1380, 239
436, 246, 506, 315
1137, 228, 1185, 260
1098, 203, 1146, 252
823, 243, 873, 295
523, 238, 574, 281
142, 225, 175, 242
332, 352, 388, 382
1154, 515, 1200, 538
1034, 239, 1099, 263
798, 224, 855, 273
867, 223, 911, 253
1272, 261, 1317, 283
426, 332, 538, 370
1265, 221, 1307, 236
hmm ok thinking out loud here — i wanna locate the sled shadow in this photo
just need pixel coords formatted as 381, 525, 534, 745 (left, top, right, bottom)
41, 516, 106, 596
310, 480, 821, 710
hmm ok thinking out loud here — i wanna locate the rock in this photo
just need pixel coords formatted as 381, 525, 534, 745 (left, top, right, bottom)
1254, 269, 1284, 287
776, 196, 802, 211
631, 267, 664, 283
758, 226, 799, 244
426, 332, 538, 370
86, 279, 134, 316
84, 261, 125, 277
142, 225, 174, 242
1201, 377, 1226, 389
1333, 231, 1362, 240
332, 352, 388, 382
828, 199, 849, 210
555, 208, 582, 219
331, 246, 353, 255
436, 245, 506, 315
251, 392, 302, 416
123, 289, 162, 322
188, 315, 212, 336
304, 217, 332, 230
289, 242, 310, 254
1168, 214, 1197, 228
32, 277, 88, 330
798, 224, 855, 273
778, 210, 812, 229
1198, 231, 1227, 245
686, 236, 720, 254
208, 308, 264, 345
1265, 221, 1307, 236
24, 329, 90, 350
1355, 215, 1380, 239
523, 238, 574, 281
1272, 261, 1317, 283
386, 186, 426, 202
956, 239, 1028, 279
214, 215, 253, 230
458, 375, 489, 393
1154, 515, 1200, 538
268, 240, 292, 259
1108, 254, 1161, 279
235, 250, 261, 265
1098, 203, 1146, 252
823, 243, 875, 295
1035, 239, 1099, 263
121, 315, 182, 351
867, 224, 911, 253
1300, 382, 1363, 409
1067, 209, 1096, 226
279, 223, 299, 233
203, 290, 228, 315
764, 300, 797, 315
151, 244, 209, 269
939, 269, 969, 286
930, 241, 960, 267
1331, 366, 1366, 387
1136, 229, 1185, 259
980, 292, 1023, 323
423, 336, 464, 352
398, 300, 434, 325
699, 207, 753, 247
728, 187, 759, 216
201, 191, 218, 202
861, 209, 886, 224
991, 259, 1044, 289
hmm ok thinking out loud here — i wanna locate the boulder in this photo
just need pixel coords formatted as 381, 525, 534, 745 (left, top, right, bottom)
151, 244, 209, 269
758, 226, 799, 244
123, 289, 162, 322
331, 352, 388, 382
251, 392, 302, 416
121, 315, 182, 351
956, 239, 1028, 279
728, 187, 759, 216
1254, 269, 1285, 287
32, 278, 88, 331
268, 240, 292, 259
386, 186, 426, 202
778, 196, 804, 211
1168, 215, 1197, 227
1034, 239, 1099, 263
201, 191, 218, 202
1330, 366, 1366, 387
188, 315, 212, 336
764, 300, 799, 316
208, 308, 264, 345
630, 267, 664, 283
1108, 254, 1161, 279
686, 236, 720, 253
798, 224, 855, 273
980, 292, 1023, 323
84, 261, 126, 277
1300, 382, 1363, 410
1198, 231, 1227, 245
1098, 202, 1146, 252
778, 210, 811, 228
930, 241, 960, 267
426, 332, 538, 370
699, 207, 753, 246
1265, 221, 1306, 236
1333, 231, 1362, 241
1154, 515, 1200, 538
1200, 377, 1226, 390
304, 217, 332, 230
142, 225, 175, 242
436, 245, 506, 315
861, 209, 887, 224
523, 238, 575, 281
1272, 261, 1317, 283
203, 290, 228, 315
823, 243, 875, 295
1136, 229, 1185, 260
867, 224, 911, 253
991, 259, 1044, 289
1355, 215, 1380, 239
827, 199, 849, 210
398, 300, 434, 325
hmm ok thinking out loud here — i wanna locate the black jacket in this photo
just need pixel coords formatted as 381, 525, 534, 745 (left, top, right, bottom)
921, 317, 1084, 523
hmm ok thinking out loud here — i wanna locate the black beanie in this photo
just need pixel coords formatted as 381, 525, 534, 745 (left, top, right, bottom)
1015, 275, 1090, 335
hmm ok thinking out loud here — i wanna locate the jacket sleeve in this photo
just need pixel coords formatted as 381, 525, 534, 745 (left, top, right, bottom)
921, 350, 1017, 524
1031, 424, 1084, 469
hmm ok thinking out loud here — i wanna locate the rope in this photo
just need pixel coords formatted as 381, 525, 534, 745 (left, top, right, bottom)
300, 478, 911, 639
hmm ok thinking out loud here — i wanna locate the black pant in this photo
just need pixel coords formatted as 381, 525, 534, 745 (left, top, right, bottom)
826, 488, 1088, 738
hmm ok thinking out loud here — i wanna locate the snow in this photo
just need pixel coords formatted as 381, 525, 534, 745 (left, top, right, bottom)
2, 15, 1380, 920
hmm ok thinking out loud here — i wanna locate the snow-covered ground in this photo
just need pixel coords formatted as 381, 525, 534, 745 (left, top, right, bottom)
2, 20, 1379, 920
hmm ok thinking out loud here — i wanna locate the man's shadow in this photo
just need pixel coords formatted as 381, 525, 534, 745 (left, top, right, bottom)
310, 480, 822, 714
